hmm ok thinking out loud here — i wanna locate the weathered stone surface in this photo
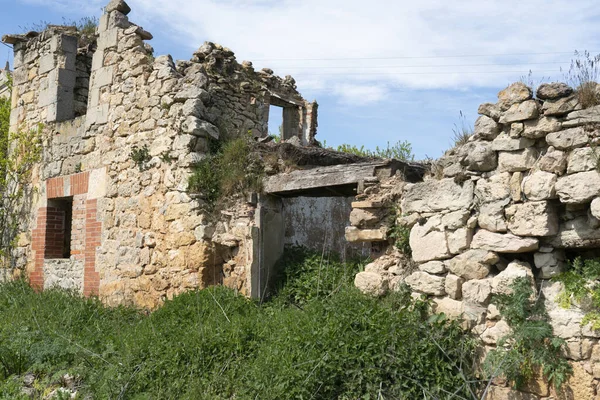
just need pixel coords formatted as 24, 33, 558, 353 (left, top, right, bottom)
471, 230, 539, 253
409, 222, 451, 263
567, 147, 598, 174
499, 100, 538, 123
491, 260, 534, 295
474, 172, 511, 202
546, 127, 588, 150
401, 179, 474, 214
522, 116, 561, 139
542, 95, 580, 116
478, 102, 501, 120
345, 226, 387, 243
537, 147, 567, 175
534, 250, 566, 279
511, 172, 523, 203
418, 261, 446, 274
505, 201, 558, 237
354, 272, 388, 296
522, 171, 557, 201
486, 386, 538, 400
591, 198, 600, 219
461, 141, 497, 172
404, 271, 445, 296
445, 274, 463, 300
536, 82, 573, 100
106, 0, 132, 15
447, 227, 473, 254
446, 249, 499, 280
555, 171, 600, 204
563, 104, 600, 128
497, 148, 538, 172
473, 115, 500, 139
349, 208, 380, 228
478, 200, 508, 233
549, 216, 600, 249
433, 297, 463, 319
498, 82, 532, 106
462, 279, 492, 305
491, 134, 535, 151
441, 210, 470, 230
481, 320, 511, 346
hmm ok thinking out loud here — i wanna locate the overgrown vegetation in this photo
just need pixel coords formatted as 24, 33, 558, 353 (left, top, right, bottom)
129, 145, 150, 171
564, 50, 600, 108
0, 77, 42, 270
0, 247, 482, 399
484, 278, 572, 391
323, 139, 415, 161
554, 257, 600, 330
20, 17, 98, 37
189, 136, 264, 208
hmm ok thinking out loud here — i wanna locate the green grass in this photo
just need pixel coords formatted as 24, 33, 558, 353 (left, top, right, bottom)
0, 247, 479, 399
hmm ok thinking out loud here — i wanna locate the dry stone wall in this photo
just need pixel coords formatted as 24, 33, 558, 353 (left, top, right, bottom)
352, 82, 600, 398
3, 0, 317, 309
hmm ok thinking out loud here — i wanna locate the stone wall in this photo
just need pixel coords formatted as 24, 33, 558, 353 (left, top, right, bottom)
3, 0, 318, 309
352, 82, 600, 398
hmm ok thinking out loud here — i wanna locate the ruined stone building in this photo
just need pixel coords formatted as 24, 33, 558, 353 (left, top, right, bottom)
0, 62, 10, 99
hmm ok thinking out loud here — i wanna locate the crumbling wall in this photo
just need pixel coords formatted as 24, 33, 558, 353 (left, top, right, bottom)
351, 82, 600, 398
3, 0, 321, 309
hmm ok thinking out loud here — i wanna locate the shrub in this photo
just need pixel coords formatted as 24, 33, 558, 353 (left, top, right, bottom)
484, 278, 572, 390
554, 257, 600, 329
452, 110, 473, 147
328, 140, 414, 161
0, 248, 481, 399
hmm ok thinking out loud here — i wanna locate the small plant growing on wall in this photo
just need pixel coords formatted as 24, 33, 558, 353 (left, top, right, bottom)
564, 50, 600, 108
130, 145, 150, 171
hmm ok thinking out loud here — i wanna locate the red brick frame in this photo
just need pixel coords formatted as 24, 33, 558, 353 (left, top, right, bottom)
30, 171, 101, 295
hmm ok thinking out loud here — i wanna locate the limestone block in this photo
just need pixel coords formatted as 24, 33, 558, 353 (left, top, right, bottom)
537, 82, 573, 100
404, 271, 445, 296
182, 116, 219, 139
462, 279, 492, 305
481, 320, 511, 346
354, 272, 388, 296
497, 148, 538, 172
88, 168, 107, 200
92, 66, 114, 88
498, 82, 532, 106
491, 260, 534, 295
418, 261, 446, 274
401, 178, 474, 214
543, 95, 580, 116
563, 104, 600, 128
522, 116, 562, 139
509, 171, 523, 202
409, 222, 451, 263
478, 200, 508, 233
97, 28, 118, 50
510, 122, 524, 137
591, 198, 600, 219
474, 172, 511, 202
478, 102, 501, 120
38, 54, 55, 75
345, 227, 386, 243
471, 230, 539, 253
537, 147, 567, 175
441, 210, 470, 230
534, 250, 566, 279
461, 141, 497, 172
349, 208, 380, 228
499, 100, 538, 123
491, 134, 535, 151
546, 127, 588, 150
567, 147, 598, 174
446, 249, 499, 280
555, 170, 600, 204
473, 115, 500, 140
445, 274, 463, 300
505, 201, 558, 237
447, 227, 473, 254
522, 171, 557, 200
175, 86, 209, 102
433, 297, 463, 319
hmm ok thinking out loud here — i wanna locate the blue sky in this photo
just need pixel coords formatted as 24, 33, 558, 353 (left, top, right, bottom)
2, 0, 600, 159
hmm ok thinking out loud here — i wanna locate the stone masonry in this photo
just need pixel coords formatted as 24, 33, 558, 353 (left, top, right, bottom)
3, 0, 318, 309
351, 82, 600, 399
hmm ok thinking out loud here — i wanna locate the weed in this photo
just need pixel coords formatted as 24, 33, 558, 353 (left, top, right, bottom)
324, 140, 414, 161
159, 151, 173, 164
564, 50, 600, 108
519, 70, 549, 97
129, 145, 150, 171
484, 278, 572, 390
452, 110, 473, 147
74, 163, 82, 173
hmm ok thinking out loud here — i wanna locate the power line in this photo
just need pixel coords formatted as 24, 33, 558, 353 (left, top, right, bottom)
252, 50, 592, 62
269, 61, 570, 70
290, 69, 563, 77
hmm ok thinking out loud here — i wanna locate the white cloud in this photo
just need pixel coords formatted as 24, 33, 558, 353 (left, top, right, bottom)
16, 0, 600, 105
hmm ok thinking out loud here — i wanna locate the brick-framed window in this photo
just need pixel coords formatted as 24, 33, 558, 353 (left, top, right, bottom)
30, 171, 101, 295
